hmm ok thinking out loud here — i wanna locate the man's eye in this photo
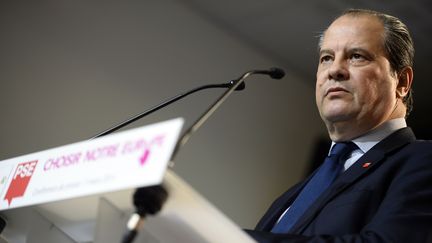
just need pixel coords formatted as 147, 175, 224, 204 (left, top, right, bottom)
351, 54, 364, 60
320, 55, 333, 63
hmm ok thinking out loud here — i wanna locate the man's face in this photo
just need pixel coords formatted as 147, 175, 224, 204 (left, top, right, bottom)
316, 15, 399, 139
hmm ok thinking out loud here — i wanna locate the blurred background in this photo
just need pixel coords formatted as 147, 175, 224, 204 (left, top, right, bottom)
0, 0, 430, 229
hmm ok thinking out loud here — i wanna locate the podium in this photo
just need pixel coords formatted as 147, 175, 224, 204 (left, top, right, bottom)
0, 119, 255, 242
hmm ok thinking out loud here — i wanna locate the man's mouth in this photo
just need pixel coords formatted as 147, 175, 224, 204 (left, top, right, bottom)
326, 87, 349, 96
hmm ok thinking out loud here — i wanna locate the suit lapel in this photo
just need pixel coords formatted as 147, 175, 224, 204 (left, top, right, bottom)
257, 157, 340, 231
290, 127, 416, 233
256, 180, 306, 231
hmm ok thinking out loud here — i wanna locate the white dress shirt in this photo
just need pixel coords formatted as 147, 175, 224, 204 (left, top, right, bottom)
328, 118, 407, 171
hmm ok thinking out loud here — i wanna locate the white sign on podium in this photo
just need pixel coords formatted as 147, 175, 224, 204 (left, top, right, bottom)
0, 118, 256, 243
0, 118, 184, 211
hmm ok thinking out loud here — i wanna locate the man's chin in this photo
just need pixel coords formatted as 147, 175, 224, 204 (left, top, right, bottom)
322, 112, 353, 123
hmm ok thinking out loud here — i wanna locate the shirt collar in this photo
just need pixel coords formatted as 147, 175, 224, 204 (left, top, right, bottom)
329, 118, 407, 155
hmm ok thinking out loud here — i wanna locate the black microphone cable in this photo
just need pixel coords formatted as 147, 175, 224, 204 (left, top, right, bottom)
91, 81, 245, 139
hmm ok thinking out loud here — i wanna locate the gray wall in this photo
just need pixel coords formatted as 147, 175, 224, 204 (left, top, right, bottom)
0, 0, 326, 228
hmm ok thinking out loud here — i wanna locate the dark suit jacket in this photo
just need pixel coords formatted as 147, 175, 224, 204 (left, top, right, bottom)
246, 127, 432, 242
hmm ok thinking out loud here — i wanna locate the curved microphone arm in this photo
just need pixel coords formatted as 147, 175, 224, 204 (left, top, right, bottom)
91, 81, 244, 139
169, 67, 285, 164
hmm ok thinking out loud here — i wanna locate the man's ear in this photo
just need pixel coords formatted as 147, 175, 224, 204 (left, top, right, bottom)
396, 67, 413, 98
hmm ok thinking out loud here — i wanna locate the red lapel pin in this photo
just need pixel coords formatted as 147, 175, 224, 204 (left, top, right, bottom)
362, 162, 372, 168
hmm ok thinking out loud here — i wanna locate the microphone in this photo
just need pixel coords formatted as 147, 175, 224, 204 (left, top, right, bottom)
121, 186, 168, 243
252, 67, 285, 80
91, 81, 245, 139
123, 68, 285, 243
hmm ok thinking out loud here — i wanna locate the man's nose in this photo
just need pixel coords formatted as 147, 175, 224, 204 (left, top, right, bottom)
328, 59, 349, 81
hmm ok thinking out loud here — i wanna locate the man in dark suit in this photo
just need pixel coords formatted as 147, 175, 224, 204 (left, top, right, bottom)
246, 9, 432, 242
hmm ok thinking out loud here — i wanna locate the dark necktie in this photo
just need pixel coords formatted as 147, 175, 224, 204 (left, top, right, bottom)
271, 142, 357, 233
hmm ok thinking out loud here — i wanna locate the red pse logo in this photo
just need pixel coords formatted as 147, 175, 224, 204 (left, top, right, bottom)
3, 160, 38, 206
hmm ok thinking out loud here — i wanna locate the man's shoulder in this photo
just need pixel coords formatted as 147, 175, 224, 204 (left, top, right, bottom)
375, 129, 432, 166
405, 139, 432, 151
390, 139, 432, 166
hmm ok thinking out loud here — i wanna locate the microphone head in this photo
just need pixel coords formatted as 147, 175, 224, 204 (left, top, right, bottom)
133, 185, 168, 216
268, 68, 285, 79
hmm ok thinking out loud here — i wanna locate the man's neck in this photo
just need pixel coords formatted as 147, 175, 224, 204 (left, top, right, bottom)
326, 120, 379, 141
326, 117, 406, 142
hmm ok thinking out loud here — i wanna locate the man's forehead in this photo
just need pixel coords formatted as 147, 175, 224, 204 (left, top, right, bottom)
332, 14, 382, 27
325, 14, 384, 37
320, 15, 385, 51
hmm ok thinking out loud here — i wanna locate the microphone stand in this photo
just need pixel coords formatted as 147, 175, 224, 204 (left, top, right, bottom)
119, 80, 246, 243
122, 68, 285, 243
